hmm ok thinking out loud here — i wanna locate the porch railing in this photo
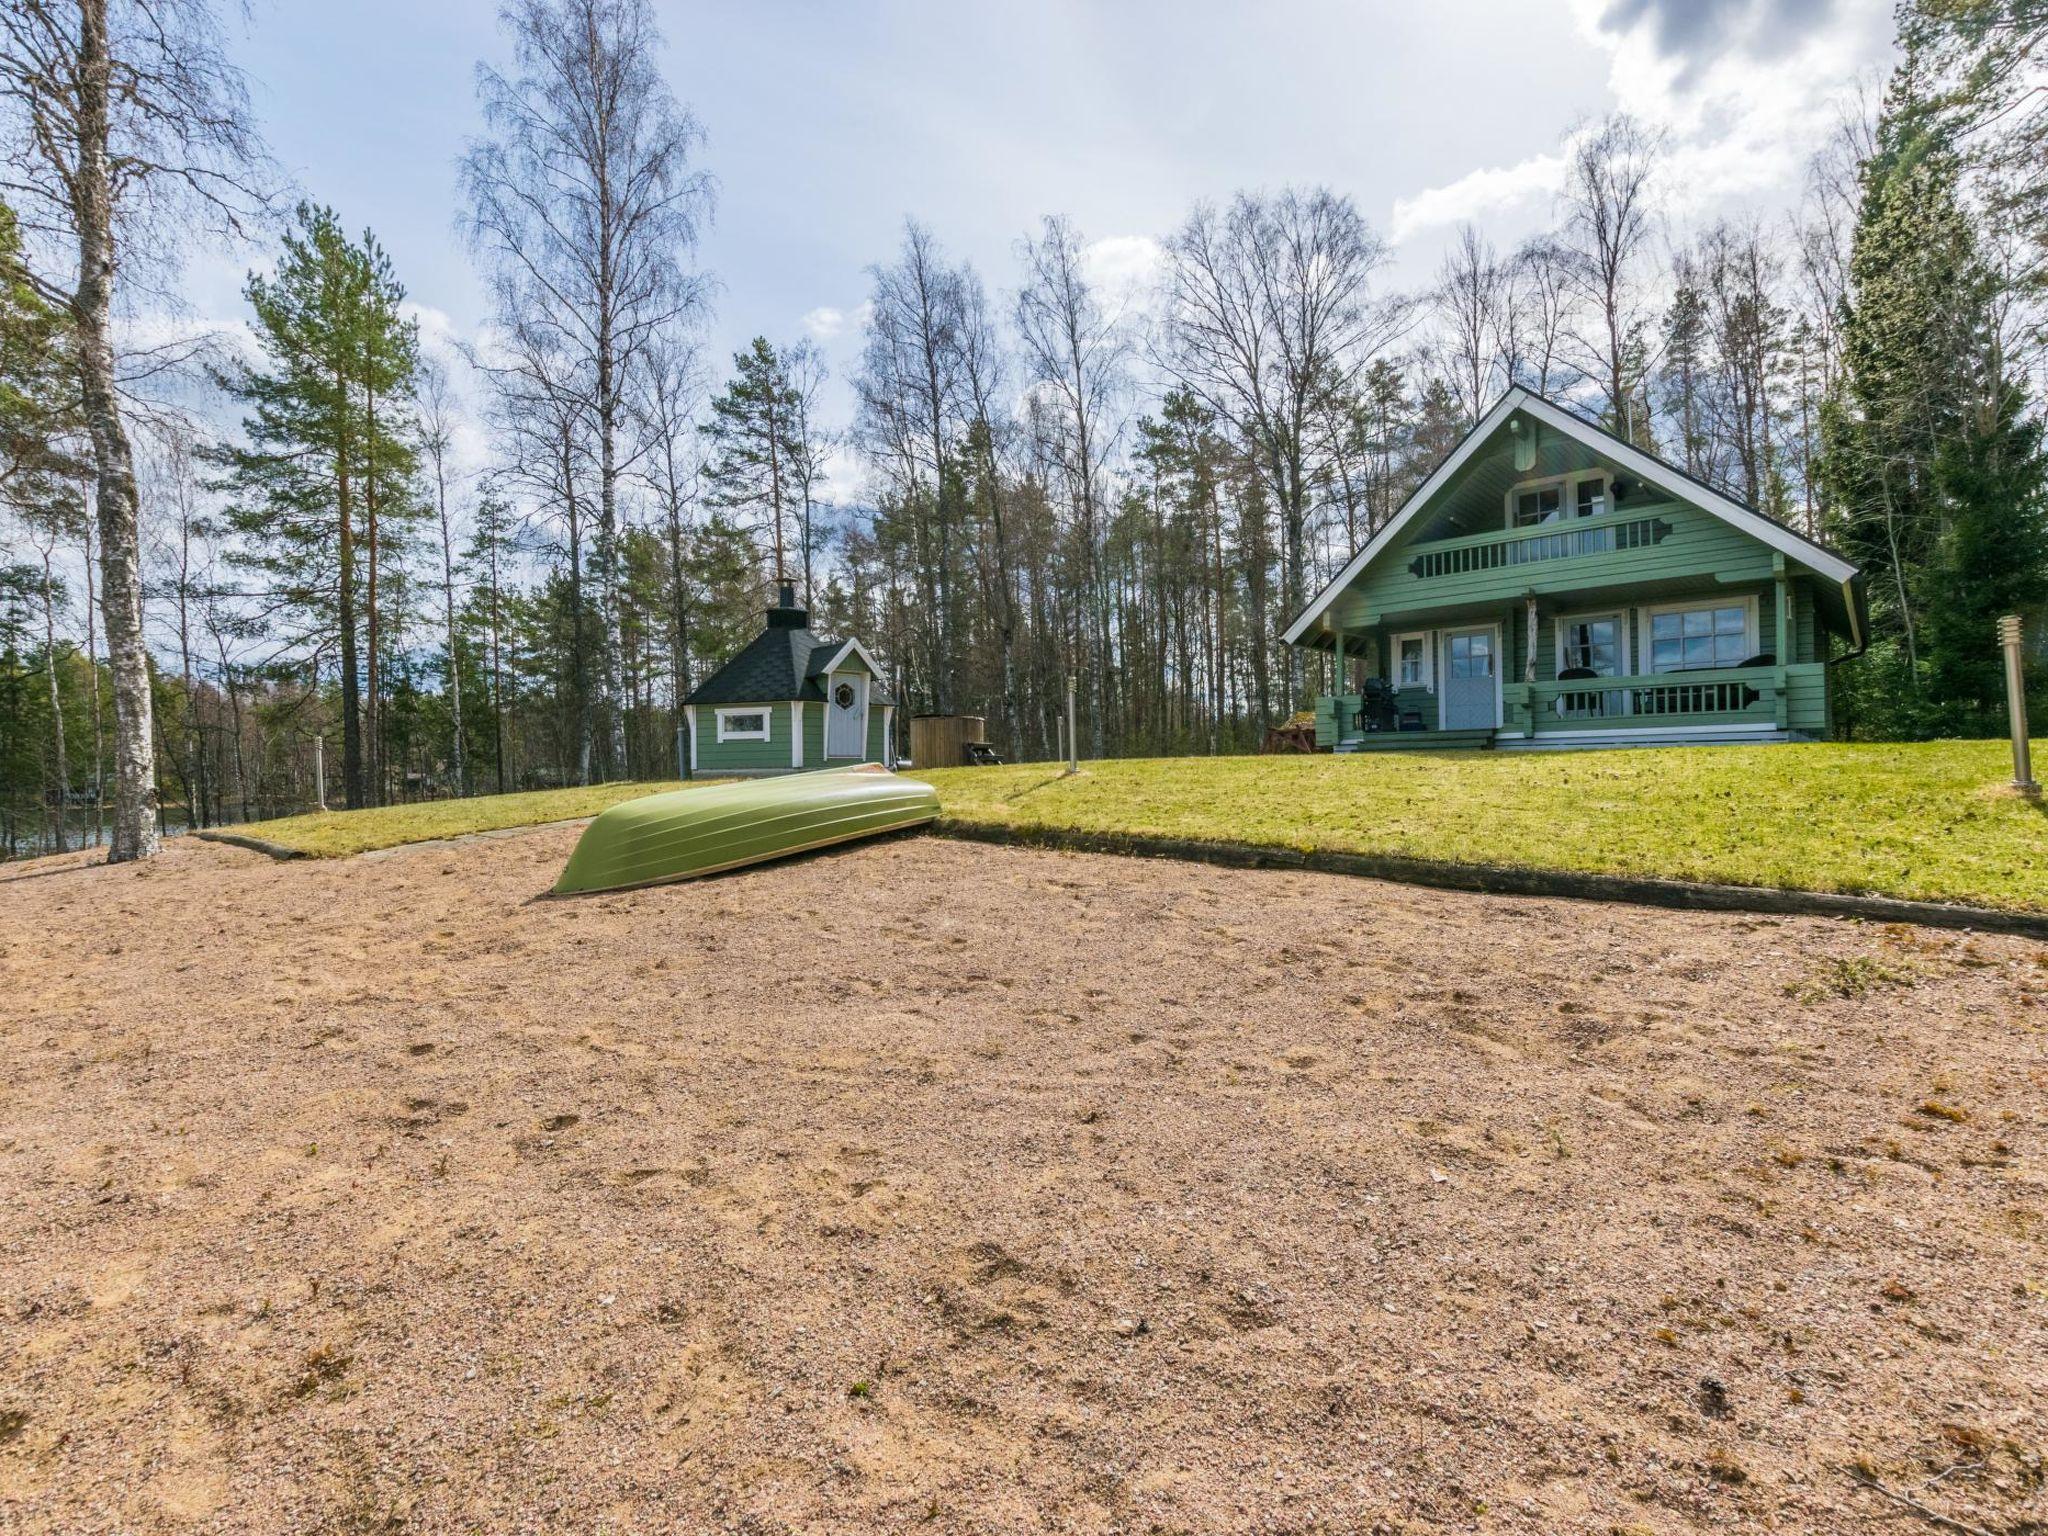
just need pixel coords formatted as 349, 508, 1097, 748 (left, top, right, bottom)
1511, 667, 1782, 731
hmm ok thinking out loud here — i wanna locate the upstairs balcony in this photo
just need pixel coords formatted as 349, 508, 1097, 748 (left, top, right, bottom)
1403, 511, 1677, 581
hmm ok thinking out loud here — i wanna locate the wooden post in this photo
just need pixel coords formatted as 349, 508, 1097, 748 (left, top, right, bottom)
1523, 595, 1538, 737
1065, 672, 1079, 774
2001, 614, 2038, 797
1773, 556, 1791, 731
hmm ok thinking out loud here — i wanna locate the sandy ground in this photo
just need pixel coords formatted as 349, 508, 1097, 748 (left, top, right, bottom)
1, 828, 2045, 1536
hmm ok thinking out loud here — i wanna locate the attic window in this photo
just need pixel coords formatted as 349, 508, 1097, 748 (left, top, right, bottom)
1509, 471, 1611, 528
715, 707, 770, 742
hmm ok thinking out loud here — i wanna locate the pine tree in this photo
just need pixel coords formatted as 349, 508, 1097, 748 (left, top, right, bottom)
211, 203, 420, 809
1822, 53, 2048, 735
1924, 387, 2048, 728
700, 338, 806, 593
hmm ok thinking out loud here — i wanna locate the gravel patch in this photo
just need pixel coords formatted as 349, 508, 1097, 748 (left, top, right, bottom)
1, 830, 2043, 1533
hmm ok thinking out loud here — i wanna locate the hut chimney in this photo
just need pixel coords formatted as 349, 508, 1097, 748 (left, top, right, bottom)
765, 580, 808, 629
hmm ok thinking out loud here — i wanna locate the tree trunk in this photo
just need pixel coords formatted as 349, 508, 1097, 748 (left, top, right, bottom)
365, 378, 383, 805
336, 396, 363, 809
39, 543, 68, 854
436, 460, 465, 796
73, 0, 158, 861
81, 512, 104, 842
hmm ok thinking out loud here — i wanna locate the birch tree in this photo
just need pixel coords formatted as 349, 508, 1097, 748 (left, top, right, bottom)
0, 0, 268, 860
461, 0, 712, 782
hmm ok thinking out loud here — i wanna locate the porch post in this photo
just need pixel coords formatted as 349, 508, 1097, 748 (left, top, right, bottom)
1772, 556, 1791, 731
1523, 593, 1539, 737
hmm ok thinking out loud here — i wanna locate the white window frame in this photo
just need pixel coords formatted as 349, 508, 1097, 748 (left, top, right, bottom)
714, 705, 772, 743
1503, 469, 1612, 530
1636, 595, 1760, 675
1392, 630, 1432, 690
1554, 609, 1628, 678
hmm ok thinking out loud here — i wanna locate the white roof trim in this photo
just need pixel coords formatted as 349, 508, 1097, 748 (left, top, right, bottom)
1282, 387, 1858, 645
1282, 390, 1528, 645
1515, 395, 1857, 585
815, 637, 883, 677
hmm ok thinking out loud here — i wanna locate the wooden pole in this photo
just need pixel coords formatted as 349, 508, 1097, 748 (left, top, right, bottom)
2000, 614, 2037, 797
1066, 672, 1079, 774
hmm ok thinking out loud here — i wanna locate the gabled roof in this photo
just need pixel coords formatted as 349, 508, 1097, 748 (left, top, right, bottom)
1281, 387, 1862, 647
682, 590, 891, 707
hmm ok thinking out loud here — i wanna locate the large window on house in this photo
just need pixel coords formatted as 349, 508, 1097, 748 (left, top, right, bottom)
1509, 472, 1611, 528
1394, 632, 1431, 689
1557, 613, 1624, 677
715, 707, 771, 742
1643, 600, 1756, 673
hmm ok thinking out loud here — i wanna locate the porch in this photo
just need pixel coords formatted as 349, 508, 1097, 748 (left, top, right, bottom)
1304, 543, 1834, 751
1315, 664, 1829, 752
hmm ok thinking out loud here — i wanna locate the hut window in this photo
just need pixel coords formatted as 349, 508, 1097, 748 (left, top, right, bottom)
715, 707, 771, 742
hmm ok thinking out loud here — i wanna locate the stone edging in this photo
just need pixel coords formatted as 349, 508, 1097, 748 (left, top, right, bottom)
931, 819, 2048, 940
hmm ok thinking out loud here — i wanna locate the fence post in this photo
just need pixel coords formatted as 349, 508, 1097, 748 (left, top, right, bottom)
2000, 614, 2038, 797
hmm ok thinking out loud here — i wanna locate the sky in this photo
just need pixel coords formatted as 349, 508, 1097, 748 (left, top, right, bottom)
178, 0, 1900, 488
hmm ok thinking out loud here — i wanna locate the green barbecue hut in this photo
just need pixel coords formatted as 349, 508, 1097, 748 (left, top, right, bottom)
681, 583, 894, 777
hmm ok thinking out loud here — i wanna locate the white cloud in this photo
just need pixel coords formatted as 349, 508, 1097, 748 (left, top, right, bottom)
803, 300, 872, 341
1391, 153, 1568, 244
1080, 233, 1164, 313
1389, 0, 1893, 244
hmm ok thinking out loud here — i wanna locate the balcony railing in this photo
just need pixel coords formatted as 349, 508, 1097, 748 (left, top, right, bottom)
1406, 514, 1673, 580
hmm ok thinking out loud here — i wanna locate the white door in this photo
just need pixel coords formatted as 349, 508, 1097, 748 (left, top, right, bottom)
1441, 628, 1497, 730
826, 672, 868, 757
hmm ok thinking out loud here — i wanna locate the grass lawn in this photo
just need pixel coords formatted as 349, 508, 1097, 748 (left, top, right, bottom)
222, 779, 701, 858
920, 739, 2047, 912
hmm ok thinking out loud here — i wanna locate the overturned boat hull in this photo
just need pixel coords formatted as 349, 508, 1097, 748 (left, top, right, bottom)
553, 764, 939, 895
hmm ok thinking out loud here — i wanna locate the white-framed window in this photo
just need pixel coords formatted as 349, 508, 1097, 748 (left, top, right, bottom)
715, 706, 772, 742
1639, 597, 1759, 674
1507, 470, 1612, 528
1556, 611, 1626, 678
1393, 631, 1431, 689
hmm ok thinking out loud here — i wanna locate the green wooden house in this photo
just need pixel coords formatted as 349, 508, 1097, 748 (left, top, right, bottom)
1288, 388, 1867, 751
681, 584, 894, 776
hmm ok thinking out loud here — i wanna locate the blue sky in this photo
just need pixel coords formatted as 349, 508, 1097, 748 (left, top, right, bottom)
182, 0, 1897, 470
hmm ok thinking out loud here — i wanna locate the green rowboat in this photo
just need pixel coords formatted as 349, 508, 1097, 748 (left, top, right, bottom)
553, 764, 939, 895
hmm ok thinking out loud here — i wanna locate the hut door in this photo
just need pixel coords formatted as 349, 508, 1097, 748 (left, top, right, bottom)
827, 674, 867, 758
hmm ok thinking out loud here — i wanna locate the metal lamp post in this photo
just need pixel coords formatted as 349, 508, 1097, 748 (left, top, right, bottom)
2000, 614, 2038, 797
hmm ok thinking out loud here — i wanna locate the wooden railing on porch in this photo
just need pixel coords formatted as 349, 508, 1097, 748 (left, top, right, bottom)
1506, 667, 1783, 733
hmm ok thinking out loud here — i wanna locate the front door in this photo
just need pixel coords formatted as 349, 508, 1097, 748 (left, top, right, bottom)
1442, 628, 1496, 730
826, 672, 867, 758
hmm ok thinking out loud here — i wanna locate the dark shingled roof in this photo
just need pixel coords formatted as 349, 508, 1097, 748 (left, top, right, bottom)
682, 586, 890, 707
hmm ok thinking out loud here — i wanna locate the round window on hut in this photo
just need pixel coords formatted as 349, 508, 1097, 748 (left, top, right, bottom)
834, 682, 856, 709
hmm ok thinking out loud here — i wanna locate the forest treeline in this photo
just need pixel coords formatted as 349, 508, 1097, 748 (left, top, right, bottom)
1, 0, 2045, 857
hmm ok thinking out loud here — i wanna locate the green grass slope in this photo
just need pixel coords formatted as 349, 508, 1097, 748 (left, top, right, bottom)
921, 740, 2046, 912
